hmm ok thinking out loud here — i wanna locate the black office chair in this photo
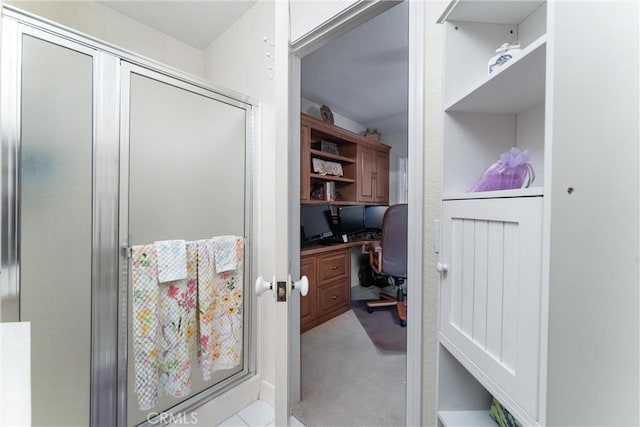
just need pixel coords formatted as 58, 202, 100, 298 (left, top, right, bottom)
365, 204, 408, 327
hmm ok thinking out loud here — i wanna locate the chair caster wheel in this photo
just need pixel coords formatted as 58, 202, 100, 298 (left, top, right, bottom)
400, 320, 407, 327
367, 307, 374, 313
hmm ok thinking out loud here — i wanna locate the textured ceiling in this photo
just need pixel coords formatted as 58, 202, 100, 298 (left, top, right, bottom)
301, 1, 408, 135
98, 1, 256, 49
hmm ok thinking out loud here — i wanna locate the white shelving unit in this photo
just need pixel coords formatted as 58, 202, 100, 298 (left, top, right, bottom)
436, 1, 640, 427
437, 1, 546, 425
440, 0, 547, 196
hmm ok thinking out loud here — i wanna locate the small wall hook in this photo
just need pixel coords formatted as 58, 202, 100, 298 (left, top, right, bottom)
263, 36, 276, 47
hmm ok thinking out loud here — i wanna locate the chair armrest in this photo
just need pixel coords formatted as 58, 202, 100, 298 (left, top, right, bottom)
363, 242, 383, 274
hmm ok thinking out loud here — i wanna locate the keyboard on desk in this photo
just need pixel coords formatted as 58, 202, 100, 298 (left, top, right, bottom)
352, 232, 382, 240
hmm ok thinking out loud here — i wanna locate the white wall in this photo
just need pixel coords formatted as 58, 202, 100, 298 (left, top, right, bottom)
381, 131, 408, 205
301, 97, 365, 134
203, 0, 278, 406
5, 0, 205, 77
290, 0, 358, 43
422, 1, 446, 425
0, 0, 3, 322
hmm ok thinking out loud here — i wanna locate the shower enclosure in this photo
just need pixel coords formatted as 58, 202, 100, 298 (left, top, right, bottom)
0, 8, 256, 426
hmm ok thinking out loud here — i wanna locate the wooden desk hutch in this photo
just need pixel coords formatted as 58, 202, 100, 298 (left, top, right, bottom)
300, 113, 390, 332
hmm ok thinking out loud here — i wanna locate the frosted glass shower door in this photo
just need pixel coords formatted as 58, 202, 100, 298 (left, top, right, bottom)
1, 30, 94, 426
121, 66, 253, 426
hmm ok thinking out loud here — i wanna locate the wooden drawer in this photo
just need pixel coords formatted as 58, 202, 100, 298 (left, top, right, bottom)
300, 256, 317, 333
316, 278, 350, 320
317, 251, 348, 283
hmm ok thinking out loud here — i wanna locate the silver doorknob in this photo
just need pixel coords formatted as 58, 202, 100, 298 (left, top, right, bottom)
436, 262, 449, 273
255, 276, 274, 296
292, 276, 309, 296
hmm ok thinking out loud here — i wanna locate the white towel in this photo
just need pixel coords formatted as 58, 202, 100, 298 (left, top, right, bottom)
212, 235, 239, 273
155, 240, 188, 283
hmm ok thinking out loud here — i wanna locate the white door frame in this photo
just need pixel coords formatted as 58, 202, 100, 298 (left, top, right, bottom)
286, 1, 425, 425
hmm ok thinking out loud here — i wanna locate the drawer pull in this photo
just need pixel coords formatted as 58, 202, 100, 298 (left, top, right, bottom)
331, 295, 338, 299
331, 265, 339, 270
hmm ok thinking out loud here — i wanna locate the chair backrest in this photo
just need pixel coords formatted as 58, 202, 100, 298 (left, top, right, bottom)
380, 204, 408, 279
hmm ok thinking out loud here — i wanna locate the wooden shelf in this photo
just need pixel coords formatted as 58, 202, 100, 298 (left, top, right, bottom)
445, 35, 546, 114
438, 0, 545, 24
310, 149, 356, 163
301, 113, 389, 204
310, 173, 355, 183
443, 186, 543, 201
438, 410, 494, 427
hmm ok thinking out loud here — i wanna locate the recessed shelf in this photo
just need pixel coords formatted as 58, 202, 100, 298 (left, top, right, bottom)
438, 410, 494, 427
445, 35, 546, 114
310, 173, 355, 183
443, 186, 543, 201
310, 149, 356, 163
438, 0, 545, 24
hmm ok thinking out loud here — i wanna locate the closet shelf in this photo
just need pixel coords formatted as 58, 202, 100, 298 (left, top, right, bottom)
443, 186, 544, 201
445, 35, 546, 114
438, 410, 495, 427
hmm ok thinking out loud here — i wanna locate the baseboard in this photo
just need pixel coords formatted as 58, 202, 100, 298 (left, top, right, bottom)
168, 376, 260, 426
259, 379, 275, 407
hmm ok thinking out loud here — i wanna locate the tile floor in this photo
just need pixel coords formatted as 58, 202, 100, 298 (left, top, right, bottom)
217, 400, 305, 427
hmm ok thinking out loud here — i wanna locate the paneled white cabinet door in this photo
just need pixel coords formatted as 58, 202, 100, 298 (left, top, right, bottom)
439, 197, 543, 421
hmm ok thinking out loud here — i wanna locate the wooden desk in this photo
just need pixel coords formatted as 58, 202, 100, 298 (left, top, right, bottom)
300, 237, 379, 256
300, 238, 380, 332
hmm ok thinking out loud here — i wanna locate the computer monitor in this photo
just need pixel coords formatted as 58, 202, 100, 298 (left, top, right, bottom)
364, 206, 388, 230
338, 205, 365, 236
300, 204, 333, 242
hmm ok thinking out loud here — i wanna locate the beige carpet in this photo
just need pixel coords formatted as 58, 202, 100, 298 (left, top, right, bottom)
291, 309, 406, 427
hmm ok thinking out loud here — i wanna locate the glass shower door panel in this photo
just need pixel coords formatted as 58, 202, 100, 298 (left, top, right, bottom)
126, 73, 247, 426
20, 35, 93, 426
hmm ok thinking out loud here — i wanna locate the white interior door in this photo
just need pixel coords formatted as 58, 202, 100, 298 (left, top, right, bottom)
273, 1, 296, 425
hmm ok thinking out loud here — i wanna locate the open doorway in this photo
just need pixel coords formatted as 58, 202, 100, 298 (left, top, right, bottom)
290, 3, 410, 425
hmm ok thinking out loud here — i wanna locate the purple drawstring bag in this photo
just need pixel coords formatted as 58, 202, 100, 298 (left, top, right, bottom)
470, 147, 535, 192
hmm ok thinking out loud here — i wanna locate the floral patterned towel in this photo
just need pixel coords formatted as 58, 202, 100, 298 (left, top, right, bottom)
196, 239, 216, 380
155, 239, 188, 283
198, 237, 244, 380
131, 245, 159, 411
157, 241, 197, 398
